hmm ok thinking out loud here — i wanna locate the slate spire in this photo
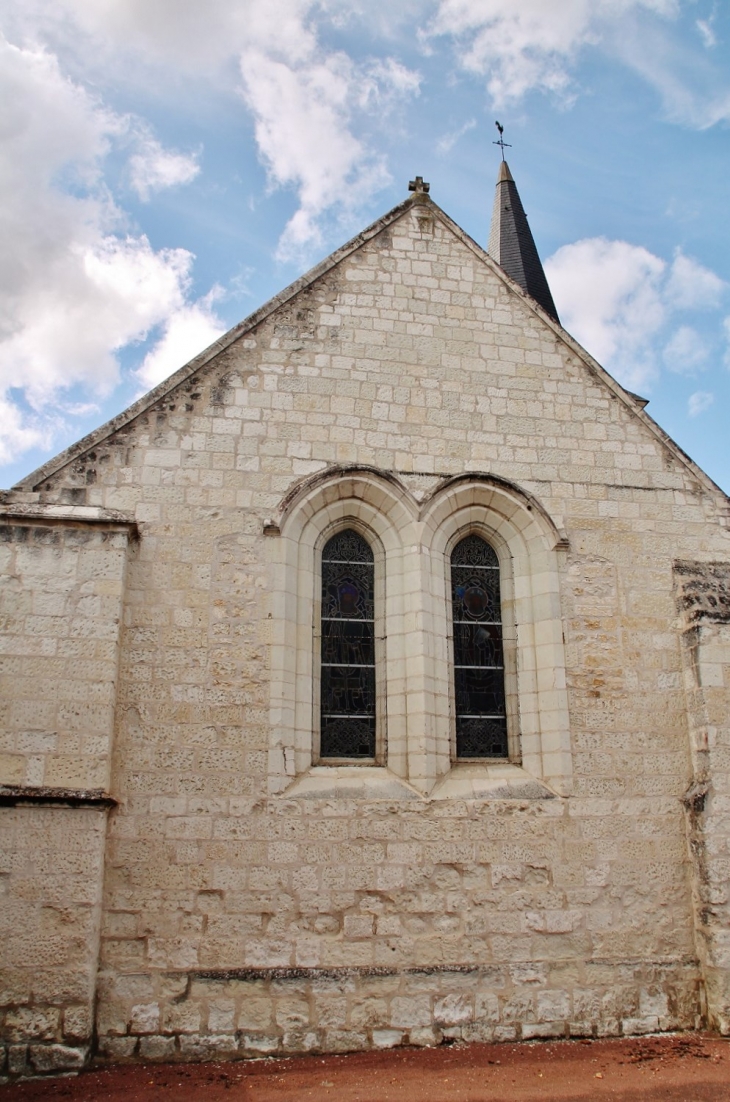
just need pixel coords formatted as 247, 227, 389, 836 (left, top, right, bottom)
487, 160, 559, 323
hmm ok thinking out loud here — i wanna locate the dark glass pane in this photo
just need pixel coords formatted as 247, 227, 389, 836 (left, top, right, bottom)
321, 716, 375, 758
453, 621, 504, 668
320, 529, 376, 759
451, 567, 501, 622
322, 562, 374, 620
321, 664, 375, 717
454, 667, 506, 717
322, 619, 374, 665
452, 534, 499, 568
451, 534, 507, 758
322, 530, 374, 564
456, 716, 508, 758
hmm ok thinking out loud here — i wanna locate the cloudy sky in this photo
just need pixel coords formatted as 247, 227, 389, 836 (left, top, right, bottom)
1, 0, 729, 491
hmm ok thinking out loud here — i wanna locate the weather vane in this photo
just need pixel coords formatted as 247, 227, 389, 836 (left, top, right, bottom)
493, 121, 511, 161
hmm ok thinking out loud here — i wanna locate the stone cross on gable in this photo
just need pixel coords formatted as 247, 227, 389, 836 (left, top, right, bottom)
408, 176, 430, 194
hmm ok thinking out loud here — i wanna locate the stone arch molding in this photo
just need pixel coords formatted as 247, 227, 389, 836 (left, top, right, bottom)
268, 468, 572, 799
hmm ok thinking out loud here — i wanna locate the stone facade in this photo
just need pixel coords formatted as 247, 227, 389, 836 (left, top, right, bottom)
1, 188, 730, 1078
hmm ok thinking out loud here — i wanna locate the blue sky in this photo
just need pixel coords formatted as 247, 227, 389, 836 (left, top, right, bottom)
1, 0, 729, 491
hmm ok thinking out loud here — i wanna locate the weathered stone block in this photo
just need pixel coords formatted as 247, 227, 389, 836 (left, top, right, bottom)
129, 1003, 160, 1034
208, 1000, 236, 1033
139, 1035, 177, 1060
178, 1034, 238, 1059
63, 1005, 92, 1042
474, 992, 500, 1022
282, 1029, 319, 1052
97, 1036, 137, 1059
409, 1026, 442, 1047
4, 1007, 60, 1043
536, 990, 570, 1022
274, 997, 309, 1030
313, 997, 348, 1029
324, 1029, 368, 1053
622, 1016, 659, 1034
522, 1022, 564, 1040
390, 996, 431, 1029
163, 1004, 201, 1034
29, 1043, 86, 1072
7, 1045, 29, 1076
240, 1033, 280, 1054
372, 1029, 402, 1048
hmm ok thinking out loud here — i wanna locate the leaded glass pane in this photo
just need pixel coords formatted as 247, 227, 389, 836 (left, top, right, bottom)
320, 716, 376, 759
321, 620, 374, 666
320, 529, 376, 759
451, 534, 508, 758
452, 535, 499, 568
456, 717, 508, 758
454, 667, 506, 715
322, 664, 374, 716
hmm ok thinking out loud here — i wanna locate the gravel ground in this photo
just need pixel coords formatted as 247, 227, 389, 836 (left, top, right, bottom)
3, 1032, 729, 1101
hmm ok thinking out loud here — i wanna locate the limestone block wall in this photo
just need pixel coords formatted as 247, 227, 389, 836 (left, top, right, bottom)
0, 805, 108, 1076
0, 506, 133, 1076
93, 789, 701, 1064
0, 510, 132, 790
96, 960, 698, 1065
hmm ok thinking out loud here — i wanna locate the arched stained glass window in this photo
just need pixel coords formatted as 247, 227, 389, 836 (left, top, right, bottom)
451, 534, 508, 758
320, 529, 376, 759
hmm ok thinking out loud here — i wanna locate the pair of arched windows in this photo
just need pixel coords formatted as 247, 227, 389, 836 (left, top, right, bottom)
269, 469, 573, 798
319, 528, 507, 761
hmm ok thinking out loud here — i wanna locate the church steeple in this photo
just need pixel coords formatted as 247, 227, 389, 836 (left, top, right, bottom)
487, 159, 560, 323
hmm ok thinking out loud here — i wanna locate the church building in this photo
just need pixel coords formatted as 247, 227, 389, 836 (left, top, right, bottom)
1, 160, 729, 1078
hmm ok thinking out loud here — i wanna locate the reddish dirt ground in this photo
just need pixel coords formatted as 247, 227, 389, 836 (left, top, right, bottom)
4, 1033, 730, 1101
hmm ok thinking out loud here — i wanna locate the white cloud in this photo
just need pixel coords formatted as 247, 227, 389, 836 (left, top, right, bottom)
546, 237, 726, 392
425, 0, 730, 129
129, 133, 200, 201
437, 117, 477, 154
662, 325, 708, 374
240, 48, 373, 257
665, 250, 726, 310
228, 8, 418, 258
5, 0, 419, 258
0, 397, 52, 467
357, 57, 422, 108
696, 19, 717, 49
240, 37, 418, 259
3, 234, 194, 404
427, 0, 680, 106
0, 35, 211, 466
136, 291, 226, 390
546, 237, 667, 390
0, 0, 258, 70
609, 12, 730, 128
688, 390, 714, 417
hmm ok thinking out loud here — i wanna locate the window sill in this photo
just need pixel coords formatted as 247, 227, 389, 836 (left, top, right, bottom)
279, 766, 423, 800
277, 763, 558, 801
429, 762, 557, 800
